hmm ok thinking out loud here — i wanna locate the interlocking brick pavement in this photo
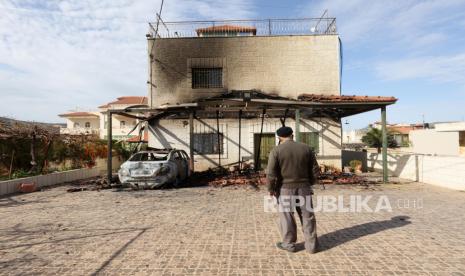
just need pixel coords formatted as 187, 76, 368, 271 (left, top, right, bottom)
1, 181, 465, 275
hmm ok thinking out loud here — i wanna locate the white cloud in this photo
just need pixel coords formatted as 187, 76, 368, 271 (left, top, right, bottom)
301, 0, 465, 86
0, 0, 256, 122
304, 0, 465, 48
375, 53, 465, 84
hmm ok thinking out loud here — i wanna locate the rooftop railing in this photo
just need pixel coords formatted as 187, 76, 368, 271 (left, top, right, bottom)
148, 18, 337, 39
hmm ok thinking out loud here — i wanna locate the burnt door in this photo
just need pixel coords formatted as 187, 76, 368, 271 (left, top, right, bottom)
254, 133, 276, 170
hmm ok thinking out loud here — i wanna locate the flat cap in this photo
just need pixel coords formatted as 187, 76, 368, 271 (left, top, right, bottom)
276, 126, 293, 137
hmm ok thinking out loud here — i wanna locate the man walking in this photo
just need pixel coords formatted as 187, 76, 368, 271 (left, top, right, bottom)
266, 126, 320, 253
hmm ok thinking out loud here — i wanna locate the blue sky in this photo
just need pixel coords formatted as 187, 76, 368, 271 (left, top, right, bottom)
1, 0, 465, 129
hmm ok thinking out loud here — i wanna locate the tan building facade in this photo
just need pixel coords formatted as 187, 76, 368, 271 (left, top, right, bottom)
147, 23, 343, 170
148, 35, 341, 107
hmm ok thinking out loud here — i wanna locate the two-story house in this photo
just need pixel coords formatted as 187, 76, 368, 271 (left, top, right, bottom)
58, 111, 100, 136
143, 18, 396, 172
59, 96, 147, 140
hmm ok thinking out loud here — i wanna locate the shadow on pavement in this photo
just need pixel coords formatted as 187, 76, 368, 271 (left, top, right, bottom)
295, 216, 411, 252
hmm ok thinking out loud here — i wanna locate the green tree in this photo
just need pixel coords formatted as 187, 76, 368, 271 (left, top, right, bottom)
361, 128, 397, 153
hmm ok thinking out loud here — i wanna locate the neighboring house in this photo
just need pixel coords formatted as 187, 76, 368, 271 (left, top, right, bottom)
58, 112, 100, 136
98, 96, 148, 140
59, 96, 147, 140
143, 18, 396, 171
371, 122, 424, 147
343, 128, 368, 144
410, 121, 465, 156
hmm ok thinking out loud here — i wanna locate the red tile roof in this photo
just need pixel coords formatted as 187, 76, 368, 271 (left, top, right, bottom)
389, 126, 423, 135
196, 25, 257, 35
126, 131, 148, 143
298, 94, 398, 103
58, 112, 99, 117
99, 96, 148, 108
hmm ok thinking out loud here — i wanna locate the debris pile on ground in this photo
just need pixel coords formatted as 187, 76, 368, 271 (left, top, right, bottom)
66, 175, 121, 192
319, 171, 366, 185
189, 164, 266, 189
317, 164, 379, 185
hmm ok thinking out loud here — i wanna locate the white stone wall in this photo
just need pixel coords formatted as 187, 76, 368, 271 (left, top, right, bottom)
0, 157, 121, 196
434, 121, 465, 132
148, 35, 341, 107
148, 117, 342, 171
367, 149, 465, 191
410, 129, 459, 156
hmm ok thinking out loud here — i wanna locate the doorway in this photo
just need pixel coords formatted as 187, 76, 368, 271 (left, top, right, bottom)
253, 133, 276, 170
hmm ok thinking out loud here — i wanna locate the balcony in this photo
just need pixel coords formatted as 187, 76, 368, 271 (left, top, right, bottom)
60, 127, 100, 136
148, 18, 337, 39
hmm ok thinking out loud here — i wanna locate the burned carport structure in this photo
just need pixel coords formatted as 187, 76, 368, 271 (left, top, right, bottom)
106, 91, 396, 183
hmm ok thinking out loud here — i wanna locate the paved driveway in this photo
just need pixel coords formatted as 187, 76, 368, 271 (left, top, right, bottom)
1, 181, 464, 275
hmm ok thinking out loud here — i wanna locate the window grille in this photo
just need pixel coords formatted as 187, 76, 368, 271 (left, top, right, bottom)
192, 68, 223, 89
193, 133, 223, 154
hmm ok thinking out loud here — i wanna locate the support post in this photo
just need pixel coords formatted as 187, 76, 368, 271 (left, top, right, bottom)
381, 106, 388, 183
295, 109, 301, 142
238, 110, 242, 170
189, 112, 194, 173
255, 108, 266, 171
280, 108, 289, 127
107, 111, 113, 183
216, 110, 221, 168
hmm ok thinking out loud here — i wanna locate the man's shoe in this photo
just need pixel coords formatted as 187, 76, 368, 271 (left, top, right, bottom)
276, 242, 296, 253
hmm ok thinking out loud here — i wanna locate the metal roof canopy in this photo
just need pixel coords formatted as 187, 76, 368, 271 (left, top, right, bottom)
119, 97, 396, 119
106, 91, 396, 184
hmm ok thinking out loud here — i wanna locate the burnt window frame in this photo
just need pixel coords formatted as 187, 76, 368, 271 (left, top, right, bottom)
193, 132, 224, 155
191, 67, 223, 89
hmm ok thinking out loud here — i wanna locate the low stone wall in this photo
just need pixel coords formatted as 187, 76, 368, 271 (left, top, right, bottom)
0, 157, 121, 196
367, 149, 465, 191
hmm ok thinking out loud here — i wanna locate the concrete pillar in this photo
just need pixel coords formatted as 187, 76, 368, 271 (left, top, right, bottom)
381, 106, 388, 183
189, 112, 194, 173
238, 110, 242, 170
295, 109, 301, 142
107, 111, 113, 183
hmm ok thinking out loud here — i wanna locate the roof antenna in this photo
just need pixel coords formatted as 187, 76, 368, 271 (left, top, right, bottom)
311, 9, 328, 33
154, 0, 165, 37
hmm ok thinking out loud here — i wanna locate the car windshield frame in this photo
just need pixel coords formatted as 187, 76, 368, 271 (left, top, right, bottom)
128, 152, 168, 162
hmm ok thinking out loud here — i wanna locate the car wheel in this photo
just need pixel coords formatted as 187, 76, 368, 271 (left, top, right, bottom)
173, 175, 182, 188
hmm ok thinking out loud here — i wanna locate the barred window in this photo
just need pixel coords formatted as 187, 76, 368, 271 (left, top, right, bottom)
193, 133, 223, 154
192, 68, 223, 88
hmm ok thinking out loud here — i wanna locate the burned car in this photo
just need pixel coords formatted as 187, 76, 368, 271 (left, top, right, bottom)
118, 149, 190, 189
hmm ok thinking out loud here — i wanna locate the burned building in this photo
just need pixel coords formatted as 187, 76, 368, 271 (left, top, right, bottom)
141, 18, 396, 172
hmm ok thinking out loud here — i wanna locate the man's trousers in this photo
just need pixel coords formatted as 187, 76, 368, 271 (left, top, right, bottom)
278, 187, 318, 253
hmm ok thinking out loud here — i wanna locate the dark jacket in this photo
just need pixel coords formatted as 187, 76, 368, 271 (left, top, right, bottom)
266, 140, 320, 193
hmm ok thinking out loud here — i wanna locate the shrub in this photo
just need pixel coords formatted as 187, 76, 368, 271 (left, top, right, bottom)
349, 160, 362, 171
361, 128, 397, 153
